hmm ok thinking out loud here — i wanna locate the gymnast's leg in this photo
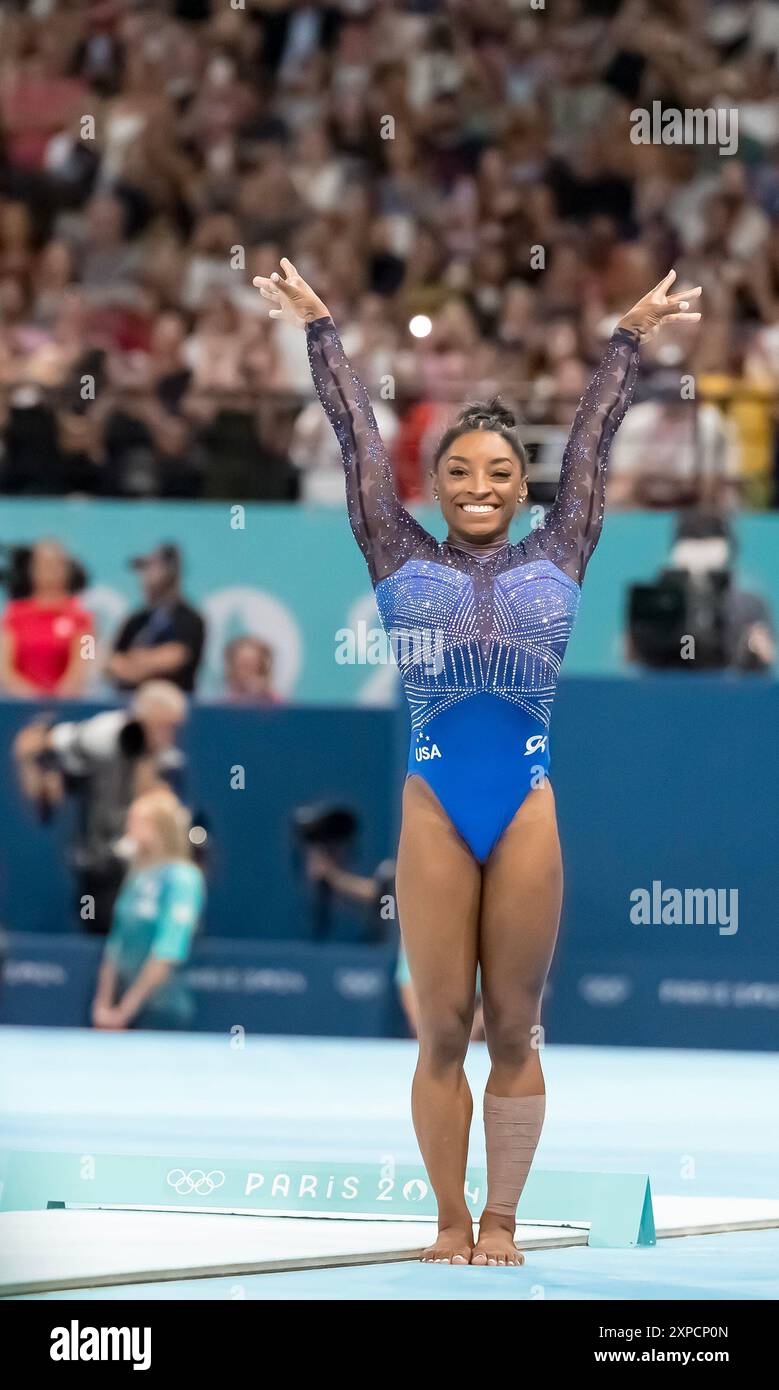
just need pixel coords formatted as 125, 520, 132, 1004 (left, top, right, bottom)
472, 778, 563, 1266
395, 774, 482, 1264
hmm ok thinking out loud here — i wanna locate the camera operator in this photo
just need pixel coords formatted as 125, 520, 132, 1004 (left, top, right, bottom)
304, 844, 397, 945
13, 680, 189, 935
626, 510, 775, 672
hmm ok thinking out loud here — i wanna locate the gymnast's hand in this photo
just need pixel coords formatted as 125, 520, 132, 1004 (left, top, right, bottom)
252, 258, 331, 328
617, 269, 702, 342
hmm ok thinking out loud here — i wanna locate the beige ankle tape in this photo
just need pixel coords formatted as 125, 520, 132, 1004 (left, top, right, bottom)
483, 1092, 546, 1218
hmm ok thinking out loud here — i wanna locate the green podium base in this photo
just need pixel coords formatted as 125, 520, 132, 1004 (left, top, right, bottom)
0, 1150, 655, 1248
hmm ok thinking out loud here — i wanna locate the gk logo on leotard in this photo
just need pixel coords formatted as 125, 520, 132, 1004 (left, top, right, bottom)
524, 735, 548, 756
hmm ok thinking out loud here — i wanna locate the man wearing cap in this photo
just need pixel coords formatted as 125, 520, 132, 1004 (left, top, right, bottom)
107, 543, 206, 694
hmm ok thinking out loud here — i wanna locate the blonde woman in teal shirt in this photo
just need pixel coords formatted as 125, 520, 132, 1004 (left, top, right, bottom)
92, 788, 204, 1031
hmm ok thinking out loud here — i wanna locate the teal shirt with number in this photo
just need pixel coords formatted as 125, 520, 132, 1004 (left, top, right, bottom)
106, 861, 204, 1024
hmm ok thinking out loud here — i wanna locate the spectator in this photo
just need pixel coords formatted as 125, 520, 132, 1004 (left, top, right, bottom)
223, 636, 282, 705
608, 389, 742, 511
72, 191, 144, 310
289, 389, 381, 503
13, 680, 189, 934
0, 539, 93, 697
91, 788, 204, 1031
108, 543, 205, 694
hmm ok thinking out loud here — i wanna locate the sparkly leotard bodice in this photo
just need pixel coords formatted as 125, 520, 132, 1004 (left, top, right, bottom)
307, 315, 640, 860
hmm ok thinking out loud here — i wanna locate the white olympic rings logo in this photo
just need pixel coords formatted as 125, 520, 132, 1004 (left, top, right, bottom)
166, 1168, 226, 1196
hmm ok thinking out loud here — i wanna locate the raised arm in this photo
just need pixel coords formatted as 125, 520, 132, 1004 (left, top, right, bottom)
254, 259, 430, 584
305, 314, 431, 582
530, 270, 702, 584
537, 327, 640, 584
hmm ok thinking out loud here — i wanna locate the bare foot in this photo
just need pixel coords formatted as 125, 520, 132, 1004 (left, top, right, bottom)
420, 1223, 474, 1264
471, 1211, 525, 1267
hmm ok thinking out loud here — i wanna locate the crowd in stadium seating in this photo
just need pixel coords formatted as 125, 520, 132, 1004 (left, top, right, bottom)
1, 0, 779, 507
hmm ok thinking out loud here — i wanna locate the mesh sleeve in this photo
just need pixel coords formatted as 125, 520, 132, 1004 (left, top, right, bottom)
305, 315, 432, 584
525, 327, 640, 584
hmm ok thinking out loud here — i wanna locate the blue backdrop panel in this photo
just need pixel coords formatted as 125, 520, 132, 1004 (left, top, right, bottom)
0, 675, 777, 1049
544, 950, 779, 1051
0, 934, 403, 1037
0, 701, 402, 942
551, 674, 777, 955
182, 704, 403, 945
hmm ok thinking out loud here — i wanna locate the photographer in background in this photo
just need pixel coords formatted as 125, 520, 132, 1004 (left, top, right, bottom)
13, 680, 188, 934
627, 510, 776, 673
292, 801, 394, 944
107, 543, 205, 695
304, 845, 397, 946
0, 539, 93, 698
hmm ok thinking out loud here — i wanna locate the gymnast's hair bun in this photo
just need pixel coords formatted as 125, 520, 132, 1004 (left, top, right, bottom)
456, 396, 516, 431
434, 393, 527, 471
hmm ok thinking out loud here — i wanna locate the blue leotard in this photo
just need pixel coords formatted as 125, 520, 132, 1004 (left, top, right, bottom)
307, 316, 640, 862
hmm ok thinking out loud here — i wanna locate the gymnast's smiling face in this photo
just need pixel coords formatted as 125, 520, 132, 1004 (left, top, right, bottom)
434, 430, 527, 548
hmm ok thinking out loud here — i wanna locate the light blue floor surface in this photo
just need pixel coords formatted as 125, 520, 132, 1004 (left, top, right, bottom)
22, 1229, 778, 1301
2, 1028, 777, 1300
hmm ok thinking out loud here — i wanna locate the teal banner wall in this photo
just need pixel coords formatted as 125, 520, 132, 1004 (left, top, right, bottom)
1, 500, 776, 700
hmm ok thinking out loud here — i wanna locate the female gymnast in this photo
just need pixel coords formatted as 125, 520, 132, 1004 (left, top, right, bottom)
254, 261, 701, 1266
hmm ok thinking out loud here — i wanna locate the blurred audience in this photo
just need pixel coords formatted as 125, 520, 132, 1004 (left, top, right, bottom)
608, 389, 742, 510
0, 0, 778, 506
222, 635, 281, 705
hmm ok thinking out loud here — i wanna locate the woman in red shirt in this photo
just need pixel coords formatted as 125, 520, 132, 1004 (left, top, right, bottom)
0, 540, 93, 697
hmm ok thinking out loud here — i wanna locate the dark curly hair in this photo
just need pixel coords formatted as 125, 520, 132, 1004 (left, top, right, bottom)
433, 396, 528, 475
